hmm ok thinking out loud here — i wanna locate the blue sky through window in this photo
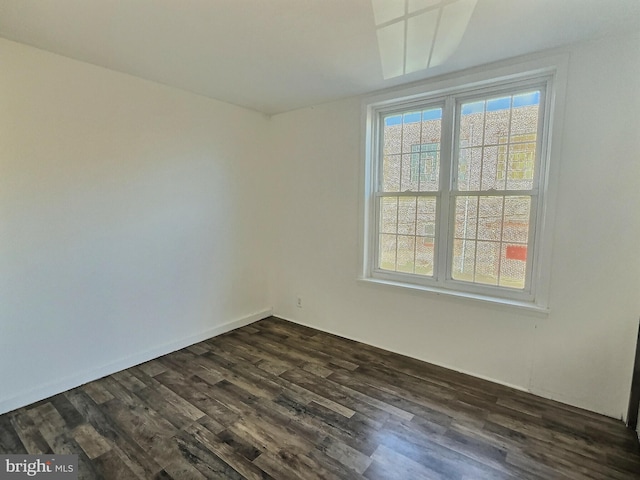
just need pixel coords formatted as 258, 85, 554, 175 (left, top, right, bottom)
385, 108, 442, 126
461, 91, 540, 115
384, 91, 539, 126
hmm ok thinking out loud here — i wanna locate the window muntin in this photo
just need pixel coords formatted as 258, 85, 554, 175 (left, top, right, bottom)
369, 79, 550, 303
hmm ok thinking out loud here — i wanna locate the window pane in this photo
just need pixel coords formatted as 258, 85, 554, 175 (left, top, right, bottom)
416, 197, 436, 236
400, 154, 415, 191
480, 146, 502, 191
511, 93, 540, 137
380, 197, 398, 234
484, 98, 511, 144
505, 139, 536, 190
475, 241, 500, 285
415, 237, 434, 276
500, 243, 527, 289
382, 154, 401, 191
477, 196, 503, 241
457, 147, 482, 191
452, 238, 476, 282
397, 235, 416, 273
402, 112, 422, 152
397, 197, 417, 235
454, 196, 478, 239
460, 101, 485, 147
417, 197, 437, 276
383, 115, 402, 154
458, 90, 540, 192
379, 234, 397, 271
422, 109, 442, 143
503, 197, 530, 243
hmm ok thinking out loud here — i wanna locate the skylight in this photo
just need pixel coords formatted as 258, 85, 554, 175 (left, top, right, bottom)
372, 0, 477, 79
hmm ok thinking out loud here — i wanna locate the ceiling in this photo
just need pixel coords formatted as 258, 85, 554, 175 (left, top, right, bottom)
0, 0, 638, 115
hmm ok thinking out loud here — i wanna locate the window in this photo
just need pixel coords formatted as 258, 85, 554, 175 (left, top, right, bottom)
362, 67, 560, 310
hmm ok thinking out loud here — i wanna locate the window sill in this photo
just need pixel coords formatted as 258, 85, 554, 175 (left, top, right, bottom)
357, 276, 550, 315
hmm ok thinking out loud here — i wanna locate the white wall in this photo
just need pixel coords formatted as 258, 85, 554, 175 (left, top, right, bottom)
269, 31, 640, 418
2, 31, 638, 420
0, 39, 271, 414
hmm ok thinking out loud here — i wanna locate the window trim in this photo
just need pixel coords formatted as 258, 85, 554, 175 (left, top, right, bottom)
360, 55, 568, 312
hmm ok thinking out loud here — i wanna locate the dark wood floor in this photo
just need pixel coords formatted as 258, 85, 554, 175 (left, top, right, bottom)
1, 317, 639, 479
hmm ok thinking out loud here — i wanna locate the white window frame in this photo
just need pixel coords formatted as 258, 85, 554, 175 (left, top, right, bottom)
360, 56, 568, 312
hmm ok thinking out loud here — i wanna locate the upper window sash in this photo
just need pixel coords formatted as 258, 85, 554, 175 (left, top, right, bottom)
451, 83, 549, 196
377, 102, 445, 194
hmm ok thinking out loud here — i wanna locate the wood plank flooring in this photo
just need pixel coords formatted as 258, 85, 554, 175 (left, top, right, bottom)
1, 316, 639, 479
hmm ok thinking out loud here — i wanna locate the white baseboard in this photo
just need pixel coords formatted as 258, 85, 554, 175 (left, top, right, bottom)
0, 308, 272, 415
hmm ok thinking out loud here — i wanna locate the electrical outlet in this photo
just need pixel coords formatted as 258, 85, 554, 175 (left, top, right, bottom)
296, 297, 303, 308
